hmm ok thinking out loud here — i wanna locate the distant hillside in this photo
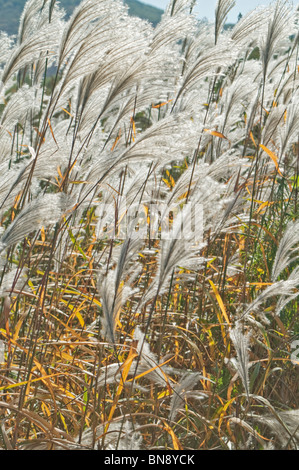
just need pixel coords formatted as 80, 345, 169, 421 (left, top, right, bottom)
0, 0, 164, 37
126, 0, 163, 26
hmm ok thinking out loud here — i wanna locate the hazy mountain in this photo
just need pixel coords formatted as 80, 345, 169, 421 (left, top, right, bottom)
0, 0, 164, 36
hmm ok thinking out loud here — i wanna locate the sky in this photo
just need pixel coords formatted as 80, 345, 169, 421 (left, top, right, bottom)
143, 0, 286, 23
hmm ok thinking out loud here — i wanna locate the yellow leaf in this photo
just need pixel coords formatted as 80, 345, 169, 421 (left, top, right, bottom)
106, 345, 138, 429
57, 165, 63, 178
27, 279, 37, 295
75, 310, 85, 327
130, 117, 136, 139
162, 421, 183, 450
111, 129, 121, 151
249, 282, 273, 286
60, 107, 73, 117
41, 226, 46, 242
204, 128, 229, 140
218, 397, 238, 432
59, 412, 68, 432
152, 99, 173, 109
256, 200, 274, 214
126, 356, 174, 384
209, 280, 231, 326
13, 316, 26, 342
61, 299, 86, 327
260, 144, 283, 177
166, 170, 175, 188
41, 402, 52, 418
33, 127, 45, 143
162, 178, 172, 188
250, 131, 257, 147
157, 389, 172, 399
0, 373, 63, 391
47, 118, 58, 146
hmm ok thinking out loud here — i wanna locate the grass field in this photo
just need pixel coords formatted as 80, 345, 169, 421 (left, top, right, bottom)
0, 0, 298, 450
